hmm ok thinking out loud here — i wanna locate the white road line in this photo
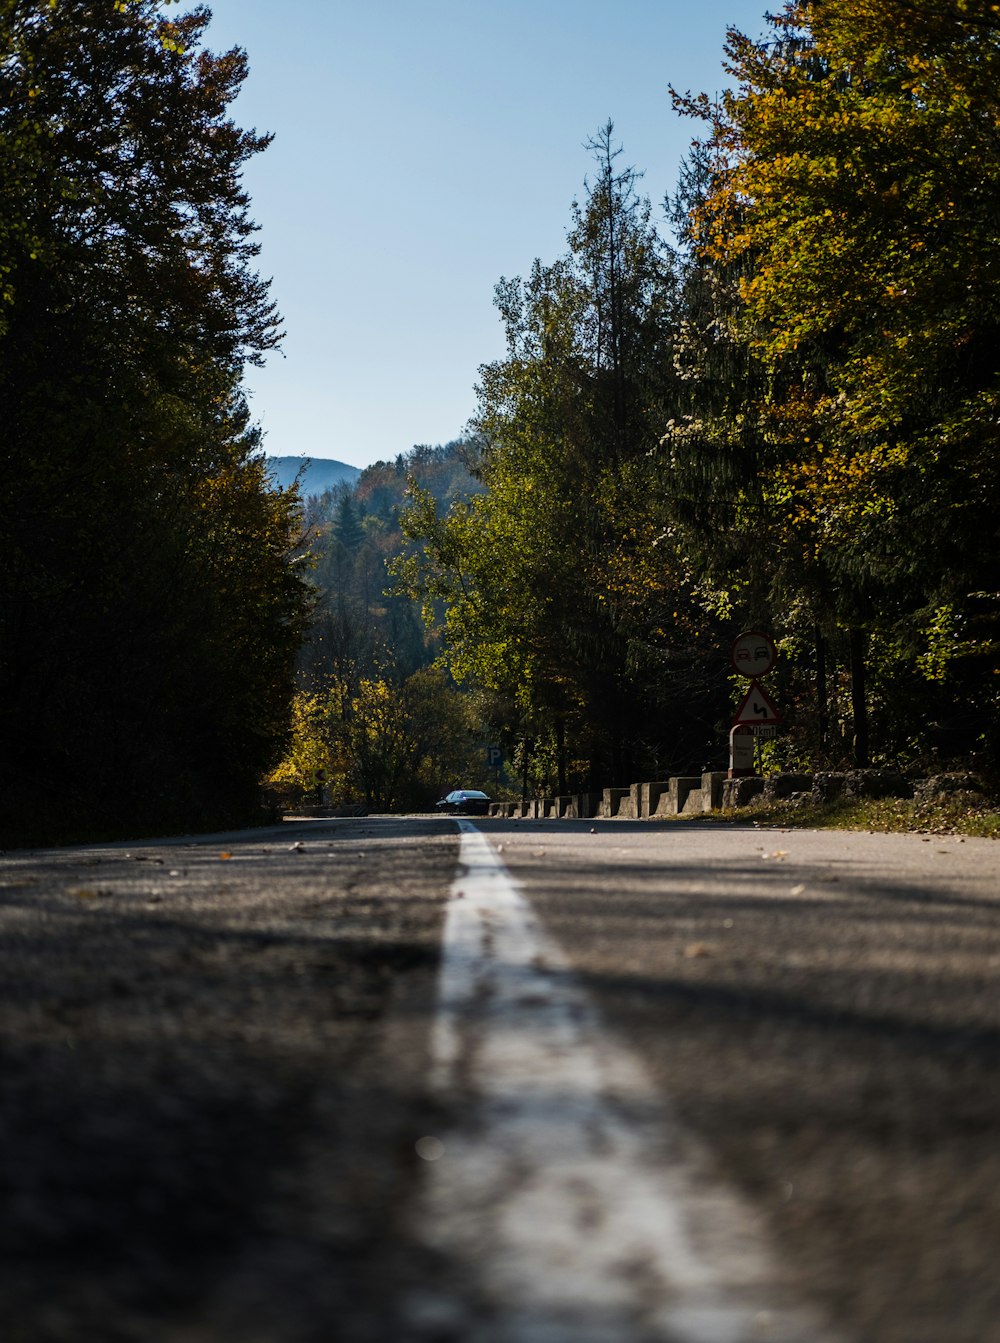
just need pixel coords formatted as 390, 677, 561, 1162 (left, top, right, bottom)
404, 821, 843, 1343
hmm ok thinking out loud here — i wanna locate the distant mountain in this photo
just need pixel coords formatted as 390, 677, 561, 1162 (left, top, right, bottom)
265, 455, 361, 496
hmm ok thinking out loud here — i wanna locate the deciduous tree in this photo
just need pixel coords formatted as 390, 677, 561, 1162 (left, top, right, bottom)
672, 0, 1000, 768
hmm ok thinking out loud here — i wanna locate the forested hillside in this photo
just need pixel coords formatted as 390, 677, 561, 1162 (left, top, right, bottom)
297, 440, 479, 686
265, 441, 491, 812
0, 0, 313, 842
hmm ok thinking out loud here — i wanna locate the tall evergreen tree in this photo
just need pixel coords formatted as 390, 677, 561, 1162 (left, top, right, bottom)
398, 127, 728, 786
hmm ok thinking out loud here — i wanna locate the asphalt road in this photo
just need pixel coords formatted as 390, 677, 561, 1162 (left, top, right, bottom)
470, 818, 1000, 1343
1, 816, 998, 1342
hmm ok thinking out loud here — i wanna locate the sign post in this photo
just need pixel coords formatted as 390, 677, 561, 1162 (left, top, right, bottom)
729, 725, 756, 777
728, 631, 781, 777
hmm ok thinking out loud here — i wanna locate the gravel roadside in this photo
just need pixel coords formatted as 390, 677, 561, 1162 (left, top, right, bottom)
0, 818, 455, 1343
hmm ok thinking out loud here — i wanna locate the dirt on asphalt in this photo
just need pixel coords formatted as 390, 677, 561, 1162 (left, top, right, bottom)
0, 818, 456, 1343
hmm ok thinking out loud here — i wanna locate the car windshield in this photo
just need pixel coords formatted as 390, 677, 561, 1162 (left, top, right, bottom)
459, 791, 488, 799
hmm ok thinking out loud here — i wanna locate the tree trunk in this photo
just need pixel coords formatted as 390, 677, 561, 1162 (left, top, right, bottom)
556, 717, 567, 797
849, 628, 869, 768
588, 740, 604, 793
814, 625, 829, 763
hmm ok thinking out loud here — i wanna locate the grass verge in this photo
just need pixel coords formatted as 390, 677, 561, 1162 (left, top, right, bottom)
728, 791, 1000, 839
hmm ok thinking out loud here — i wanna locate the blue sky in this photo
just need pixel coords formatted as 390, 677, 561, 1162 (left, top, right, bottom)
202, 1, 771, 469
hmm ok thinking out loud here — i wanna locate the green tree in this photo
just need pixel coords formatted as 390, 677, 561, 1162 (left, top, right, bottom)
296, 440, 483, 696
398, 127, 728, 786
0, 0, 312, 839
331, 494, 366, 553
267, 668, 480, 813
671, 0, 1000, 769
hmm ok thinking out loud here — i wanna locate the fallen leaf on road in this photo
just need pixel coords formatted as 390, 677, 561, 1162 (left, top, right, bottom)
219, 851, 233, 860
790, 884, 806, 896
684, 942, 712, 958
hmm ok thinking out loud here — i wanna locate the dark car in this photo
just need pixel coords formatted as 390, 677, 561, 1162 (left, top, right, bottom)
435, 789, 491, 816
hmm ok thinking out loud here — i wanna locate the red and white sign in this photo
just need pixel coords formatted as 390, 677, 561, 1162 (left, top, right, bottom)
730, 630, 777, 678
732, 678, 782, 726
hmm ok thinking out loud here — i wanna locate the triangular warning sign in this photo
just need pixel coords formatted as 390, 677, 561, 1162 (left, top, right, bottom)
732, 678, 782, 726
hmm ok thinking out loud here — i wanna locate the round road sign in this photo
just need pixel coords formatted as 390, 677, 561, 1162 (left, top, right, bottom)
730, 630, 777, 678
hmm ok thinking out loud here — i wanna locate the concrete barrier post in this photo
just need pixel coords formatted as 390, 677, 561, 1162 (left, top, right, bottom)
666, 776, 702, 814
639, 781, 669, 818
617, 788, 637, 819
681, 785, 705, 815
601, 787, 628, 818
701, 771, 726, 812
576, 792, 601, 819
